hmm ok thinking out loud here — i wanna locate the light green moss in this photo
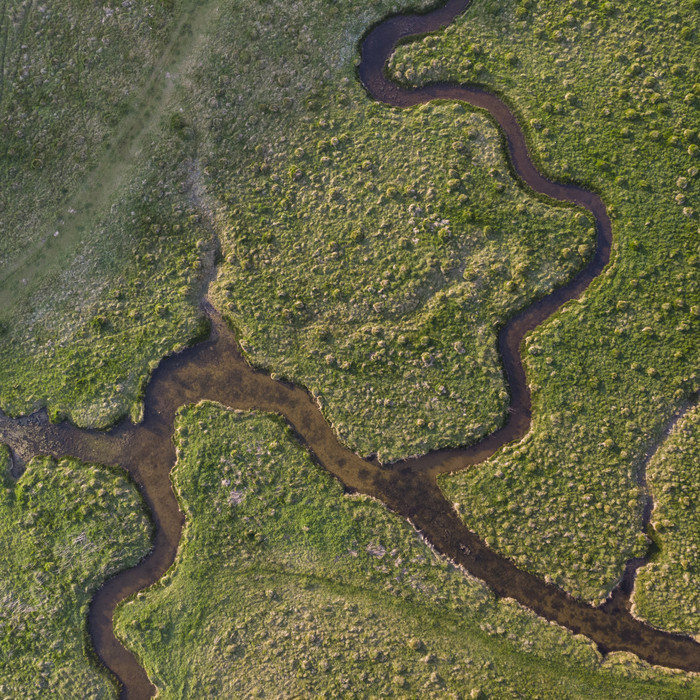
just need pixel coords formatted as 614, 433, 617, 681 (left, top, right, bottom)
114, 404, 700, 698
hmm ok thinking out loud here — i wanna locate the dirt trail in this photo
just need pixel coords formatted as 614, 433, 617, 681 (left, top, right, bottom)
0, 0, 221, 309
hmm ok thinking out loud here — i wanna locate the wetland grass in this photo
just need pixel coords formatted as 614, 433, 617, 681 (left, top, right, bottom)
113, 404, 700, 699
391, 0, 700, 603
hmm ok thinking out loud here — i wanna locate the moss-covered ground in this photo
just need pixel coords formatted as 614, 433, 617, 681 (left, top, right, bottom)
0, 0, 592, 458
0, 446, 151, 698
633, 402, 700, 636
114, 404, 700, 698
390, 0, 700, 603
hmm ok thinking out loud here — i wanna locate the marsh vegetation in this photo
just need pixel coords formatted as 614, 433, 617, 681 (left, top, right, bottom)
114, 404, 700, 698
391, 0, 700, 603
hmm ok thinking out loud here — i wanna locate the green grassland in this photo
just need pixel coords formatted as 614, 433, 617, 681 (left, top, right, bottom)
390, 0, 700, 603
114, 404, 700, 698
0, 446, 151, 698
633, 402, 700, 635
191, 0, 592, 462
0, 0, 218, 426
206, 102, 591, 462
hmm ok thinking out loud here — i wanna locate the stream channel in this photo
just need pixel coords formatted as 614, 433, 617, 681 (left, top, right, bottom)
1, 0, 699, 697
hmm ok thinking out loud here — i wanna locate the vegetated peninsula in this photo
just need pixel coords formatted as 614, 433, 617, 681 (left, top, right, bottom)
393, 0, 699, 604
0, 0, 697, 697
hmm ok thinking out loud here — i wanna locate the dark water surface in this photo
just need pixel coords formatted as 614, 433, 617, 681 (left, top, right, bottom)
1, 1, 699, 697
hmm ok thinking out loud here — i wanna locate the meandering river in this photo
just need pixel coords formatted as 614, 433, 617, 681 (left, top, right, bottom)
1, 1, 699, 697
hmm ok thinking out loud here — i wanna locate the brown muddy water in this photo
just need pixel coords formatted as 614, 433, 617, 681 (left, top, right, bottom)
1, 0, 699, 697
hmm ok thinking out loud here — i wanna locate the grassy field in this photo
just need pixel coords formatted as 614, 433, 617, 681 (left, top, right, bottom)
633, 402, 700, 635
0, 446, 151, 698
193, 0, 592, 462
113, 404, 700, 698
390, 0, 700, 603
0, 0, 217, 427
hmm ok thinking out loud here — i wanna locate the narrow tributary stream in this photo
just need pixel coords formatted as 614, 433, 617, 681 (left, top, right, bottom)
1, 1, 699, 697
